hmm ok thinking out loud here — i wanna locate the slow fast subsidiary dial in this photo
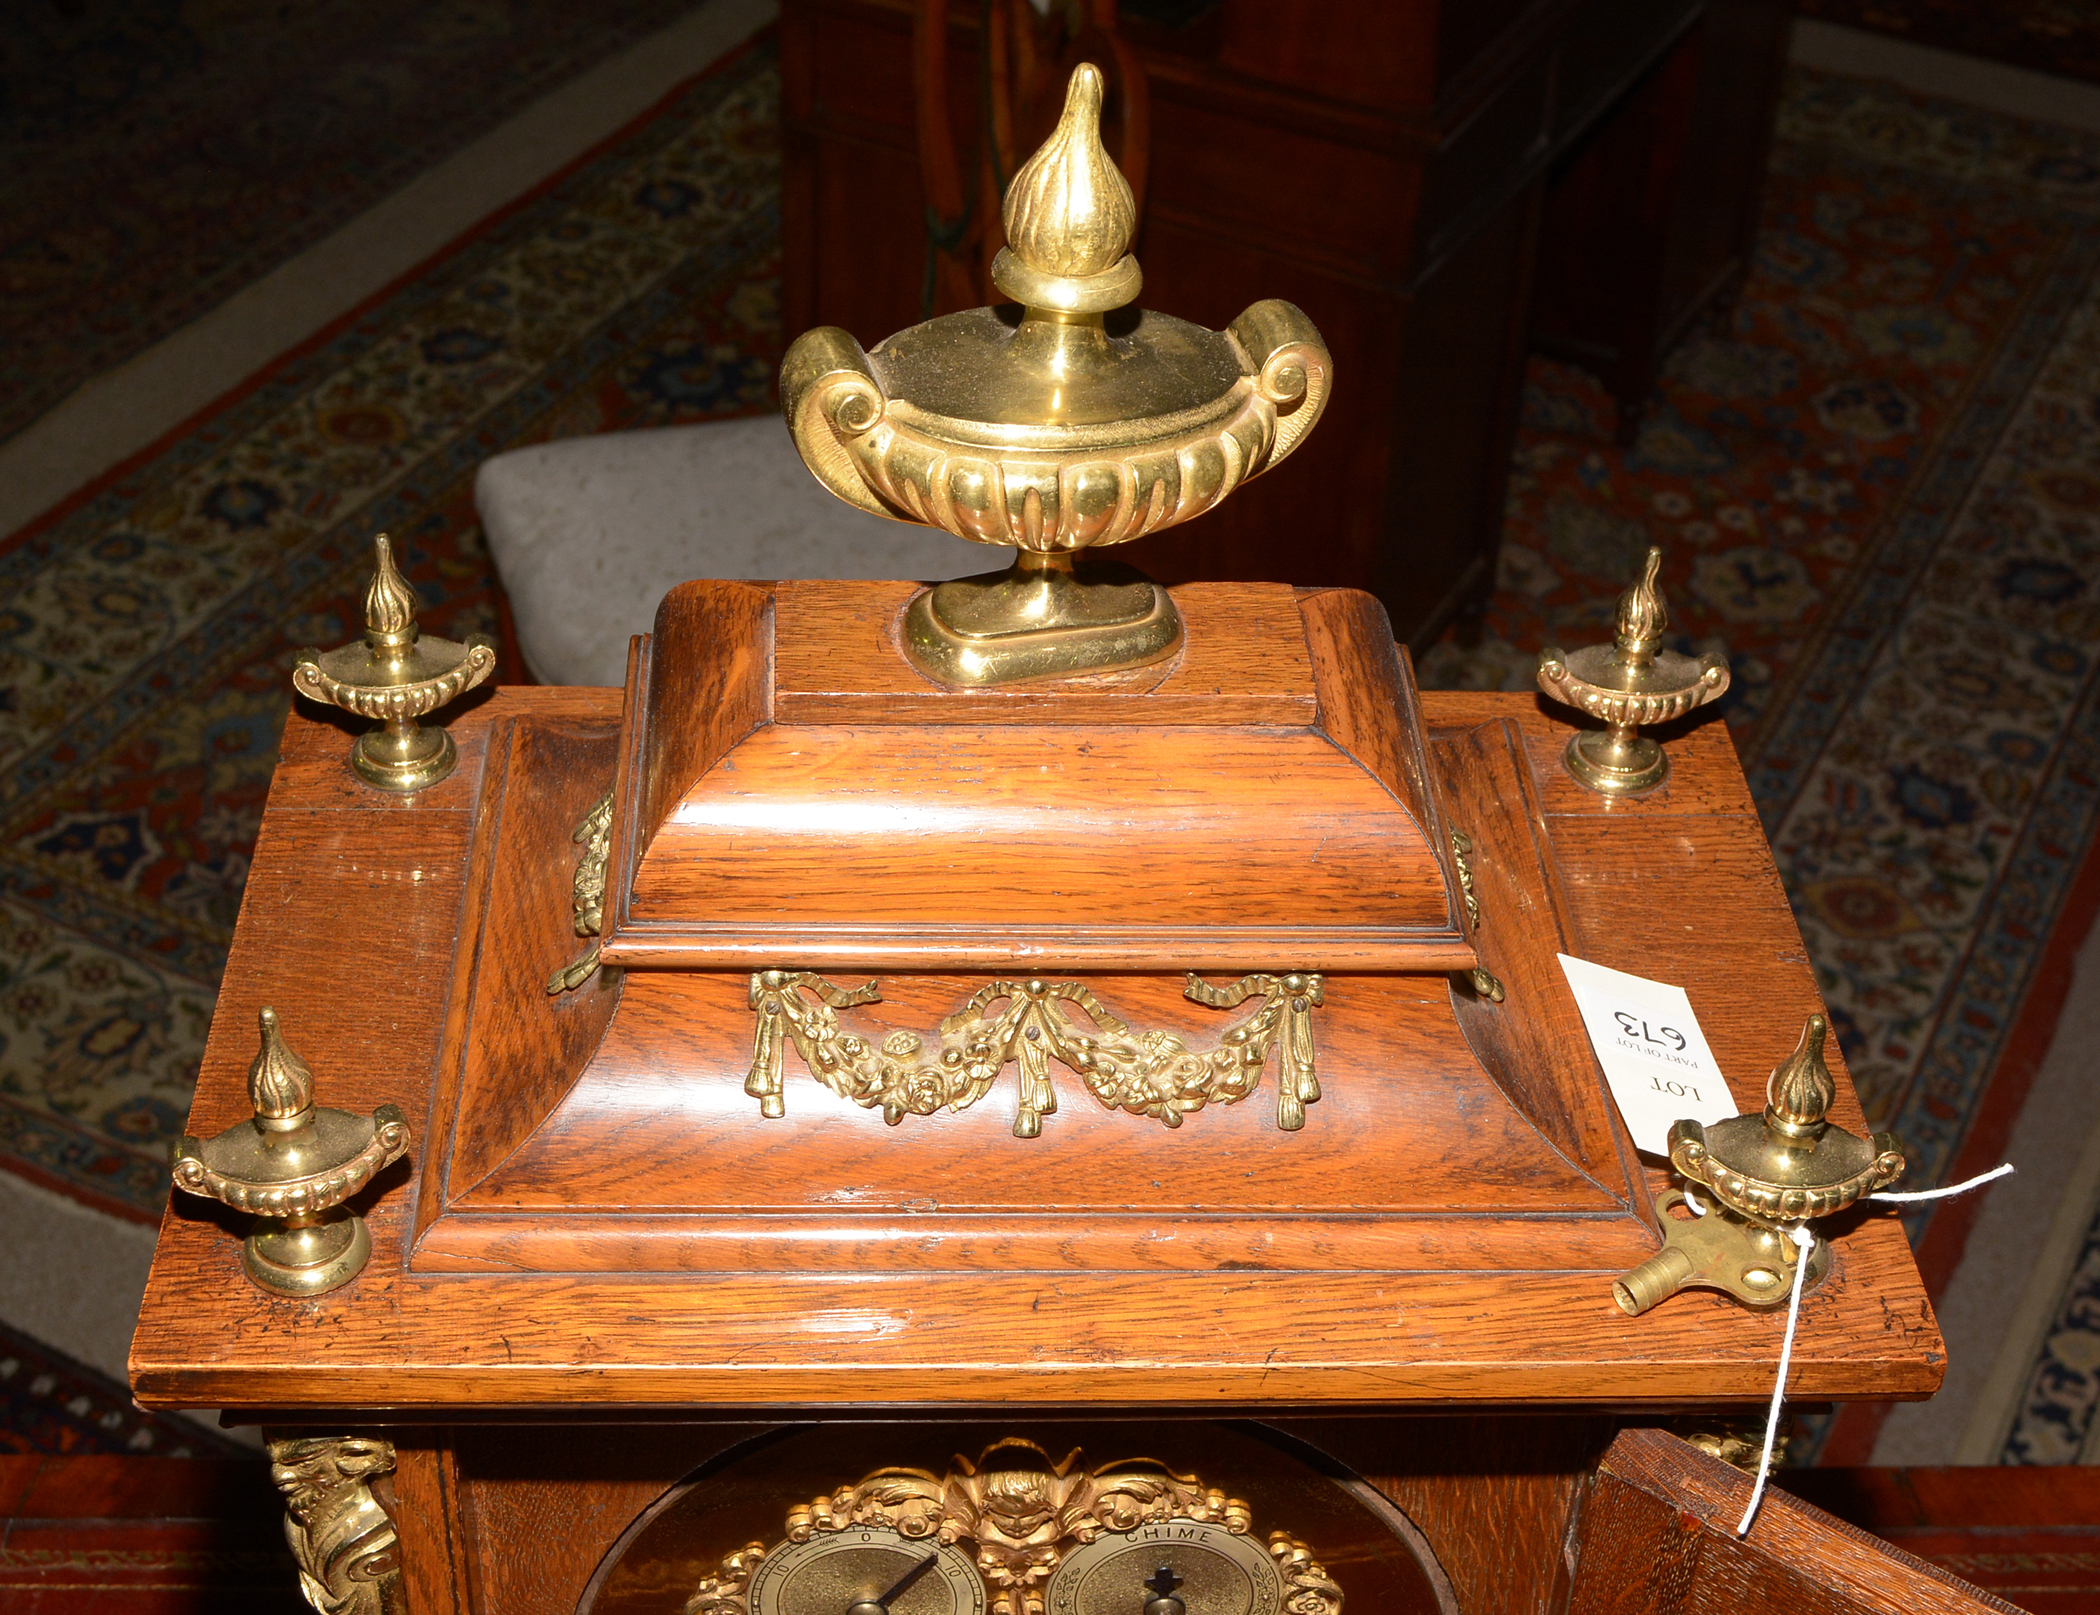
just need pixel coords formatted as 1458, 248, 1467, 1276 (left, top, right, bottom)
746, 1525, 986, 1615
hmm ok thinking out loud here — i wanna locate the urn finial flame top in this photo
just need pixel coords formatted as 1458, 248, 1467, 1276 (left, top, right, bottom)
1000, 63, 1134, 282
1614, 546, 1668, 657
248, 1006, 314, 1126
1764, 1013, 1835, 1146
363, 534, 418, 647
989, 64, 1143, 314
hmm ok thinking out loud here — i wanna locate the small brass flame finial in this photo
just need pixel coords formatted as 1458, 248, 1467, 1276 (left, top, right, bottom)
293, 533, 496, 792
1764, 1014, 1834, 1146
1537, 546, 1730, 794
172, 1008, 410, 1298
1615, 547, 1667, 655
779, 62, 1331, 687
1614, 1012, 1907, 1316
247, 1006, 314, 1128
990, 64, 1141, 314
362, 534, 419, 645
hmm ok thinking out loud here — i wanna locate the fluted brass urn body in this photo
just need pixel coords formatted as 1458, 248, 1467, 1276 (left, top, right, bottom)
781, 63, 1331, 686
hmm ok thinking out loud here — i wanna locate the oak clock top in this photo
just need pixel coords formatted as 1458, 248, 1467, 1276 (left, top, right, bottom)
127, 638, 1941, 1414
128, 61, 1938, 1420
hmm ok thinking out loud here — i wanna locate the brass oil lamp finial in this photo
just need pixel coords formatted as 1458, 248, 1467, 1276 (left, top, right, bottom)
1613, 1013, 1907, 1316
781, 63, 1332, 686
1536, 546, 1730, 794
172, 1007, 411, 1298
293, 533, 497, 791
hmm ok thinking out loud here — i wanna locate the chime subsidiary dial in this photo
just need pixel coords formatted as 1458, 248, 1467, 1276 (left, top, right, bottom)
745, 1525, 985, 1615
1047, 1519, 1288, 1615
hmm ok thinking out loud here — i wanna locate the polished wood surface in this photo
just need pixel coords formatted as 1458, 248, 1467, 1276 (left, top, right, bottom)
1567, 1429, 2019, 1615
0, 1456, 305, 1614
605, 581, 1470, 971
131, 611, 1939, 1412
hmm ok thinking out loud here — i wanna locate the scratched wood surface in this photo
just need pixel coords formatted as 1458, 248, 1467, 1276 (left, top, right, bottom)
1565, 1428, 2021, 1615
130, 661, 1942, 1410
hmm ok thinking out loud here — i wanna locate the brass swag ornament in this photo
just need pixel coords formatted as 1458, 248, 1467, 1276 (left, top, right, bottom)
781, 63, 1330, 686
172, 1008, 410, 1298
748, 971, 1323, 1138
1536, 547, 1729, 795
1614, 1014, 1905, 1315
547, 787, 614, 994
294, 532, 496, 791
685, 1440, 1341, 1615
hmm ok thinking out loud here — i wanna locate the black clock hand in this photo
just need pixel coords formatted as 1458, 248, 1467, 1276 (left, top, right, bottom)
1142, 1564, 1186, 1615
848, 1551, 941, 1614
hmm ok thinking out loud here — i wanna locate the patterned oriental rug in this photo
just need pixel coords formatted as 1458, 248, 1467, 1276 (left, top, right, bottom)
0, 0, 711, 444
3, 47, 2099, 1459
0, 1320, 248, 1458
0, 40, 783, 1217
1422, 74, 2100, 1463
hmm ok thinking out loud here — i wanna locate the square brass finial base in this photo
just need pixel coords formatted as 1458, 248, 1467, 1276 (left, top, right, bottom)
902, 558, 1184, 687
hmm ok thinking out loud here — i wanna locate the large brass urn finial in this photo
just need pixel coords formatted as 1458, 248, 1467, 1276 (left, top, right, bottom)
781, 63, 1331, 686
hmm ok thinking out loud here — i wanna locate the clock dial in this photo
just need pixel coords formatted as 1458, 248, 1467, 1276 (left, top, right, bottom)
1046, 1519, 1290, 1615
747, 1525, 987, 1615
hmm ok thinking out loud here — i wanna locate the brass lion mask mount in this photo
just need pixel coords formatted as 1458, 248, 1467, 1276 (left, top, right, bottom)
781, 63, 1332, 686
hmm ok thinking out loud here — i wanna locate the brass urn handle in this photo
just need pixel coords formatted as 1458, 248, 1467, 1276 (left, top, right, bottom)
172, 1008, 410, 1298
1537, 547, 1728, 794
780, 63, 1331, 687
293, 533, 495, 791
1615, 1015, 1905, 1315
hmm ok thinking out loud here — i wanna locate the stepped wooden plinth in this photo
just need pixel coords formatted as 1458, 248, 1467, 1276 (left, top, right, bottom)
131, 579, 1938, 1410
126, 580, 1964, 1615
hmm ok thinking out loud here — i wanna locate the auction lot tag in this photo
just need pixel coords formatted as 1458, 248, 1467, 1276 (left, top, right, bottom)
1556, 954, 1738, 1155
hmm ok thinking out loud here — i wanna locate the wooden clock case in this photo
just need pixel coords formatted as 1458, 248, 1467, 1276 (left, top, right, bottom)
129, 578, 1977, 1615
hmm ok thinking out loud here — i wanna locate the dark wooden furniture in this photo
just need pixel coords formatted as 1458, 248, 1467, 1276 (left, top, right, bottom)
781, 0, 1790, 647
0, 1456, 305, 1614
122, 571, 2010, 1613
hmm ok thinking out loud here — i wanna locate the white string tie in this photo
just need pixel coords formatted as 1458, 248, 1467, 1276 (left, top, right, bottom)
1870, 1162, 2014, 1203
1730, 1161, 2013, 1537
1738, 1221, 1814, 1538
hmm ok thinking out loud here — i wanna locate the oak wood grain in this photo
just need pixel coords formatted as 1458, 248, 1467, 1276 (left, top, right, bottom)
772, 579, 1320, 725
406, 684, 1642, 1278
602, 581, 773, 959
1302, 1415, 1618, 1615
1566, 1428, 2020, 1615
130, 679, 1941, 1412
607, 581, 1468, 972
1432, 718, 1649, 1209
436, 717, 623, 1204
